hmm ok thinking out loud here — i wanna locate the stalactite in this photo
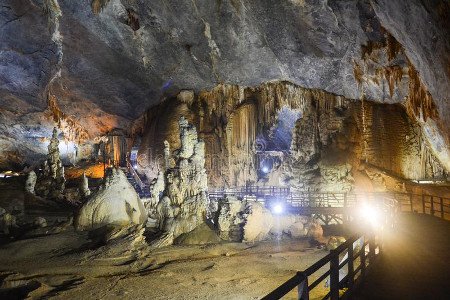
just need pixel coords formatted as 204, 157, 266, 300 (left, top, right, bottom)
361, 28, 402, 62
375, 65, 404, 97
405, 63, 438, 122
47, 94, 90, 144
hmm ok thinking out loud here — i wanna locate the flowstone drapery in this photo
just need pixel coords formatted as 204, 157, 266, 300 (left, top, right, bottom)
151, 117, 209, 247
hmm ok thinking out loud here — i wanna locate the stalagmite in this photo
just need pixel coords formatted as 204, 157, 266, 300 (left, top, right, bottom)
151, 118, 209, 248
76, 168, 147, 231
25, 171, 37, 194
34, 128, 66, 199
79, 172, 90, 198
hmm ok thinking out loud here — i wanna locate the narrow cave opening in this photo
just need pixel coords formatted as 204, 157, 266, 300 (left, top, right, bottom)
256, 106, 301, 180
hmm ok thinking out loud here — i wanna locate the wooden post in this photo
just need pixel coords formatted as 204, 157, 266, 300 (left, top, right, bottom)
347, 244, 354, 294
297, 272, 309, 300
409, 193, 413, 212
369, 233, 376, 262
360, 238, 366, 278
422, 194, 425, 214
430, 196, 434, 216
440, 197, 444, 219
330, 251, 340, 300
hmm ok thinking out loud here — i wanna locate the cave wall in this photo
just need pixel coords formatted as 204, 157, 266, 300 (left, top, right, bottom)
1, 0, 449, 170
138, 81, 447, 190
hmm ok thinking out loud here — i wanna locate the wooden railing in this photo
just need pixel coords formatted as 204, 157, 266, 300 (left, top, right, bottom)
262, 195, 398, 300
262, 232, 381, 300
393, 192, 450, 220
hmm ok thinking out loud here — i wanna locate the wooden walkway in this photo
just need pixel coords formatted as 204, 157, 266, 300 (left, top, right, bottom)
262, 192, 450, 299
354, 213, 450, 299
209, 186, 400, 224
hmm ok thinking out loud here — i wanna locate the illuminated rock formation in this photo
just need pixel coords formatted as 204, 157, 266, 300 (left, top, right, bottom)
241, 201, 273, 243
79, 172, 90, 198
34, 128, 66, 199
151, 117, 209, 247
214, 197, 275, 243
215, 196, 244, 241
25, 171, 37, 195
75, 168, 147, 231
0, 207, 17, 235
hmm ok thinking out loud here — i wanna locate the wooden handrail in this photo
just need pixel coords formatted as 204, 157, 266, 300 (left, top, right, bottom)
262, 197, 396, 300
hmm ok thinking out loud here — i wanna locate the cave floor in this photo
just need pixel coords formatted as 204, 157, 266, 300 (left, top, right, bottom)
0, 229, 331, 299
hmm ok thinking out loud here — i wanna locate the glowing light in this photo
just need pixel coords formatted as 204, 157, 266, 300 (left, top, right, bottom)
133, 164, 138, 170
273, 203, 284, 214
359, 203, 382, 228
262, 166, 269, 173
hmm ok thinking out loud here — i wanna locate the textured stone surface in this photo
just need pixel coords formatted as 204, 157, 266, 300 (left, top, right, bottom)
34, 128, 66, 199
151, 118, 209, 247
76, 168, 147, 230
0, 0, 448, 169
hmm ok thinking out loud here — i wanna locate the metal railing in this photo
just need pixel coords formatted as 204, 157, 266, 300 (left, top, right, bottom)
126, 161, 146, 191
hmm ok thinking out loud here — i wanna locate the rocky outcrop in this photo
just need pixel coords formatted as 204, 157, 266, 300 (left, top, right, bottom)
151, 118, 209, 247
241, 201, 274, 243
25, 171, 37, 194
215, 196, 245, 241
75, 168, 147, 231
79, 172, 90, 198
270, 214, 310, 238
0, 207, 17, 235
34, 128, 66, 199
213, 197, 319, 242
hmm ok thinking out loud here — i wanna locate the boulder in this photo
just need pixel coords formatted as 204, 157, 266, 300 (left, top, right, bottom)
306, 221, 324, 241
287, 222, 307, 239
174, 223, 221, 245
326, 236, 346, 251
270, 214, 310, 238
75, 168, 147, 231
33, 217, 47, 228
242, 201, 273, 243
216, 196, 244, 241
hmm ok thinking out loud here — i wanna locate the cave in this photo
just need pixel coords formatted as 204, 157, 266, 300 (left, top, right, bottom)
0, 1, 449, 299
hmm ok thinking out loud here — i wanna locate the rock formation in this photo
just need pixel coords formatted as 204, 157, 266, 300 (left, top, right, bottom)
151, 117, 209, 247
35, 128, 66, 199
1, 0, 448, 176
213, 197, 320, 243
25, 171, 37, 194
270, 214, 310, 239
241, 201, 274, 243
0, 207, 17, 235
75, 168, 147, 231
215, 196, 245, 241
79, 172, 91, 198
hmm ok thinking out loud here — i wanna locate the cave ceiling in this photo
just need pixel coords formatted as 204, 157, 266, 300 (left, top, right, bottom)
0, 0, 449, 169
